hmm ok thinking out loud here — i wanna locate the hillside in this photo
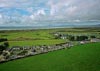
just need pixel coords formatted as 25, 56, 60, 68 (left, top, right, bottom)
0, 42, 100, 71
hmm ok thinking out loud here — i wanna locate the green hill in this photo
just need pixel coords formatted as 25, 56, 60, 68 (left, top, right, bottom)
0, 42, 100, 71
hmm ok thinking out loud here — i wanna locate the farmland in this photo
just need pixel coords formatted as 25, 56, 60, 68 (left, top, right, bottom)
0, 28, 100, 47
0, 42, 100, 71
0, 28, 100, 71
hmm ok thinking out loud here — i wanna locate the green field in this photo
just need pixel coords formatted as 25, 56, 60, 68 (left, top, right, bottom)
0, 28, 100, 47
0, 42, 100, 71
8, 39, 66, 46
0, 29, 67, 47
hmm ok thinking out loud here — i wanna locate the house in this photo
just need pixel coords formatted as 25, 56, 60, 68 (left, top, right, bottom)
90, 38, 100, 42
80, 41, 85, 44
53, 32, 67, 39
61, 34, 67, 39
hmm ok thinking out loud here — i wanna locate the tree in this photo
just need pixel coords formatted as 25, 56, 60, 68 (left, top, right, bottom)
76, 36, 88, 41
0, 45, 4, 54
4, 42, 9, 48
0, 38, 7, 42
0, 42, 9, 54
68, 35, 75, 41
90, 35, 96, 38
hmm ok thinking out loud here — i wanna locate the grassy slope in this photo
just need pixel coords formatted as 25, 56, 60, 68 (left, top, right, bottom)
0, 42, 100, 71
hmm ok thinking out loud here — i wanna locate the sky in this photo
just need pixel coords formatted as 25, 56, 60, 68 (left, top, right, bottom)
0, 0, 100, 26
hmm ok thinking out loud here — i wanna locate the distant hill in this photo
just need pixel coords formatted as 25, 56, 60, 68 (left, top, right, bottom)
75, 24, 100, 28
93, 24, 100, 27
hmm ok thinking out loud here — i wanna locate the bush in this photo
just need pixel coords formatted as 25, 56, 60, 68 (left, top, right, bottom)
68, 35, 75, 41
4, 42, 9, 48
0, 42, 9, 53
76, 36, 88, 41
90, 35, 96, 38
0, 38, 8, 42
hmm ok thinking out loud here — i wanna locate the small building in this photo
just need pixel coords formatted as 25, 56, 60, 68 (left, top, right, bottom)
90, 38, 100, 42
80, 41, 85, 44
53, 32, 67, 39
59, 34, 67, 39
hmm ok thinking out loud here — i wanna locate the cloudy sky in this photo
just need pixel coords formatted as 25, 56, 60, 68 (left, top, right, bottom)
0, 0, 100, 26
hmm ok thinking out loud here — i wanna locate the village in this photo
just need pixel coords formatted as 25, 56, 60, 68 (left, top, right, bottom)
0, 29, 100, 63
0, 42, 73, 62
0, 36, 100, 63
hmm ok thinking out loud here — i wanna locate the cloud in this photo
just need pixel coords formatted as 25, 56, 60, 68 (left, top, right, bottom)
0, 14, 2, 18
36, 9, 46, 16
0, 0, 100, 26
30, 15, 35, 20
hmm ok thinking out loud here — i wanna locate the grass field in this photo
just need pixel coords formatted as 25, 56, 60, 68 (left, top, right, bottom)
8, 39, 66, 46
0, 29, 66, 47
0, 28, 100, 47
0, 42, 100, 71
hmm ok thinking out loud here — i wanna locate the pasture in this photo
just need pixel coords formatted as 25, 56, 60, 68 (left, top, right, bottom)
0, 42, 100, 71
0, 28, 100, 47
